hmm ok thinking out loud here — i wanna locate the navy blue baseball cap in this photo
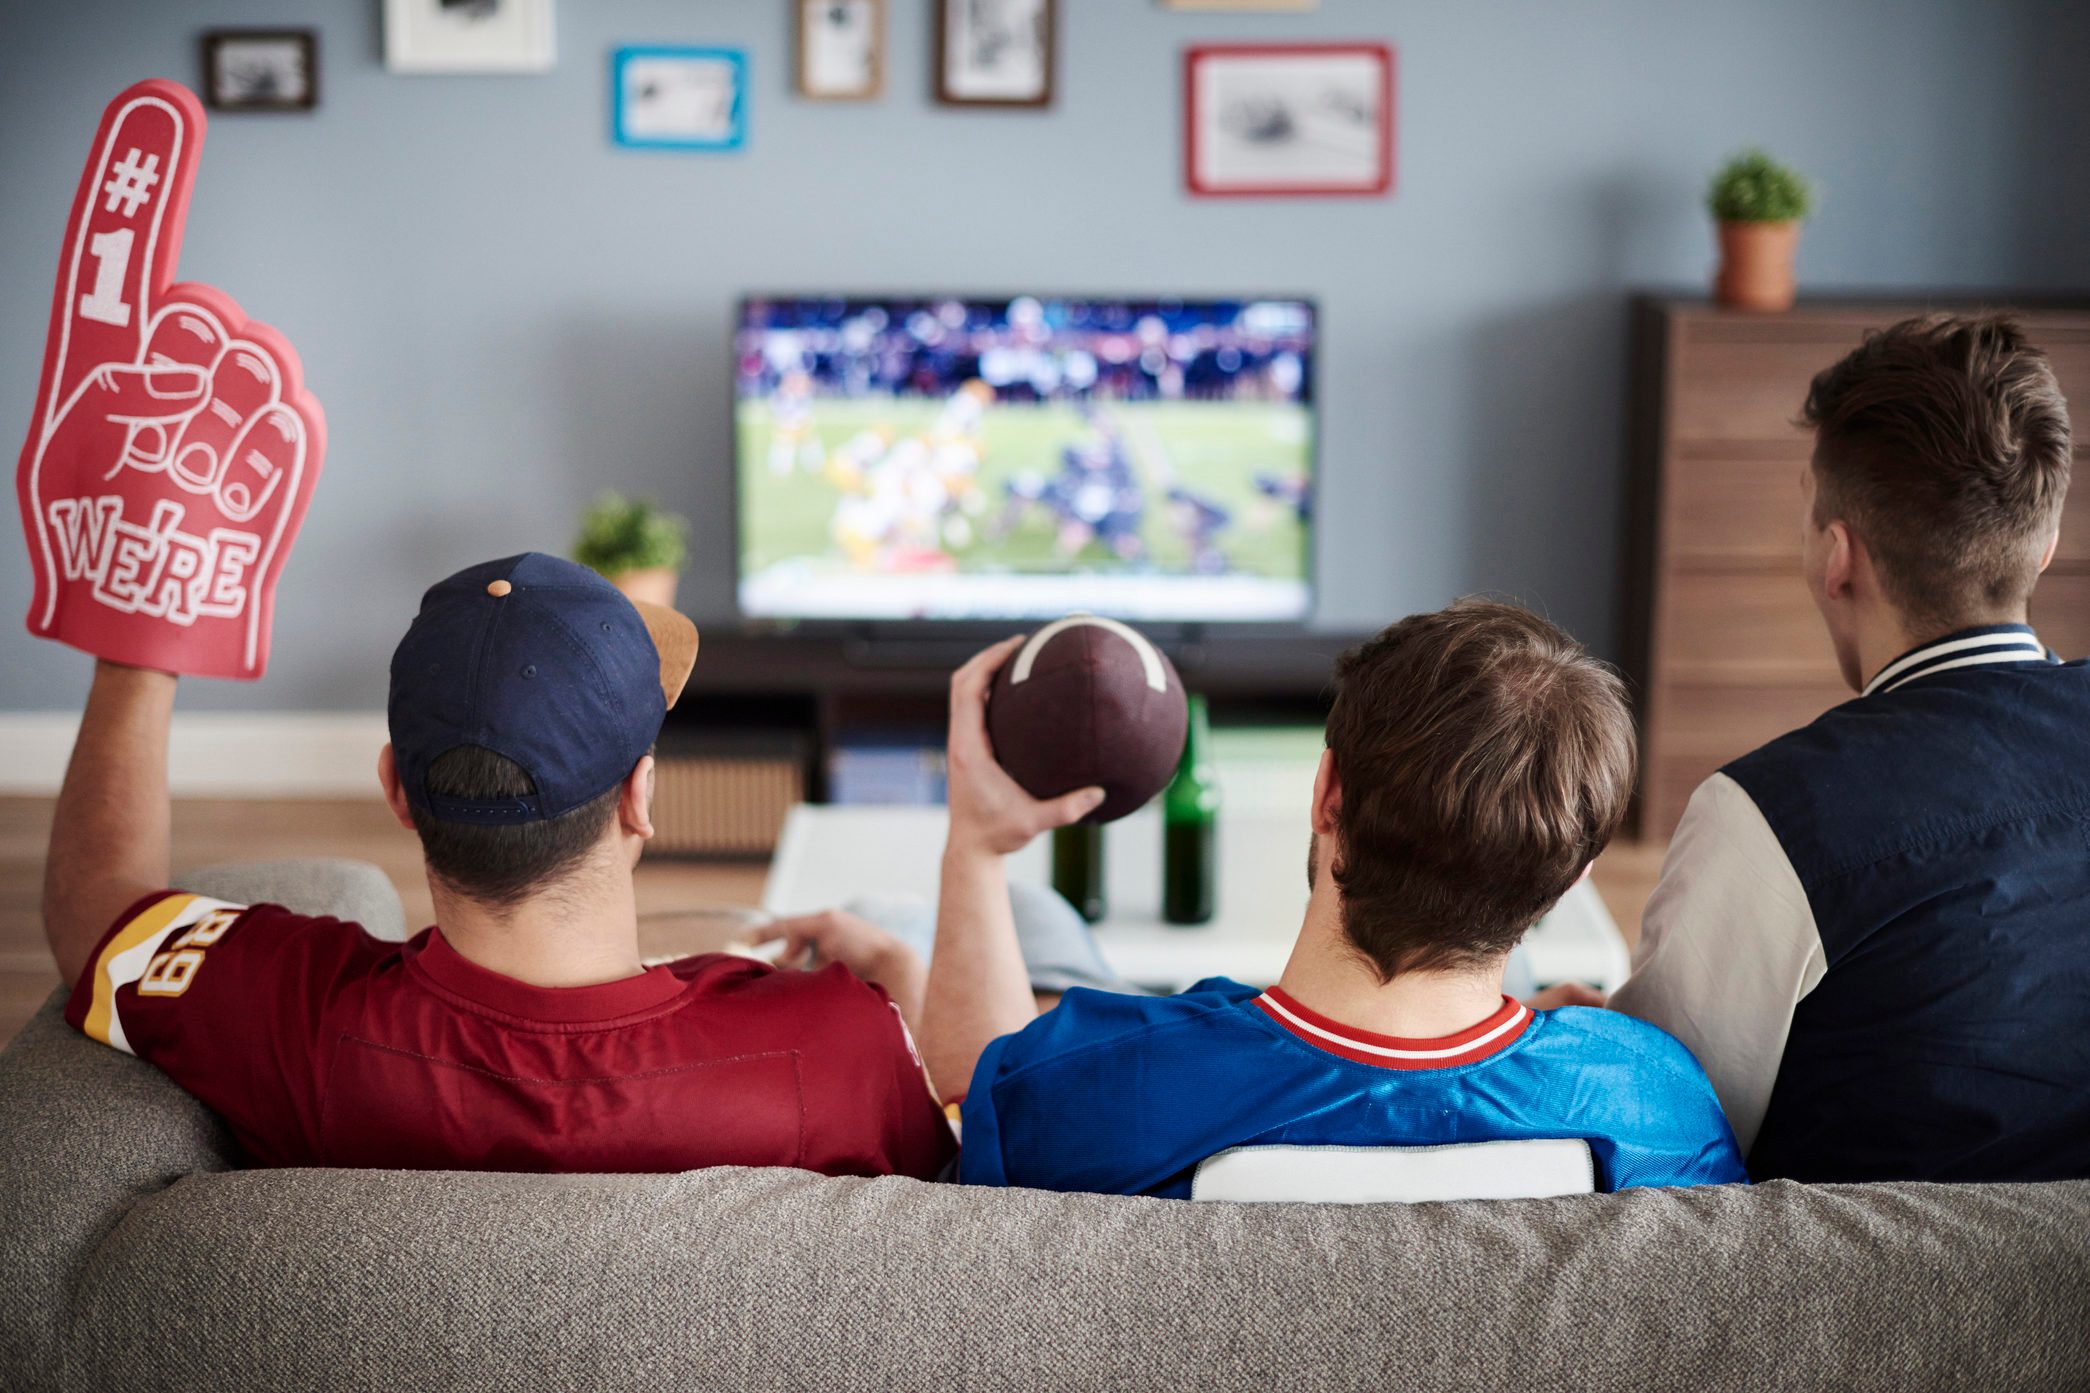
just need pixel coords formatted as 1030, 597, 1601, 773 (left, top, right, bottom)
388, 553, 699, 825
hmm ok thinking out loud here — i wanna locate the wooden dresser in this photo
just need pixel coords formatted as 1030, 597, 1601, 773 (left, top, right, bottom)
1623, 296, 2090, 840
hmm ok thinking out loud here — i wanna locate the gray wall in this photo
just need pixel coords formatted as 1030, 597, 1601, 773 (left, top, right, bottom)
3, 0, 2085, 711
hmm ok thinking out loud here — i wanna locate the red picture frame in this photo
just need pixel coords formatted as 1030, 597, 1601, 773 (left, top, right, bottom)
1184, 43, 1395, 198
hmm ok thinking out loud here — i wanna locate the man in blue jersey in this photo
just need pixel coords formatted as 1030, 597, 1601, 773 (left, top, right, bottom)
917, 602, 1746, 1200
1612, 316, 2087, 1184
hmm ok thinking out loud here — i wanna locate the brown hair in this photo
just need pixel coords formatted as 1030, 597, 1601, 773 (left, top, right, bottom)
1323, 600, 1634, 980
1801, 314, 2072, 633
408, 745, 622, 910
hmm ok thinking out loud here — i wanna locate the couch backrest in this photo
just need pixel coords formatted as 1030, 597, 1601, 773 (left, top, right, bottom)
4, 992, 2088, 1393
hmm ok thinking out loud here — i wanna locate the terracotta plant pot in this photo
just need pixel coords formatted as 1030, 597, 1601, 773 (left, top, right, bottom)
1715, 220, 1801, 311
609, 566, 679, 609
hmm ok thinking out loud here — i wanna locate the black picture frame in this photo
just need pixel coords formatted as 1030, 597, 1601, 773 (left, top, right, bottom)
201, 28, 320, 113
935, 0, 1055, 108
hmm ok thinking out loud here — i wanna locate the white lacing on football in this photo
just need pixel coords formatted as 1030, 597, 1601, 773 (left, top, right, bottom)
1009, 614, 1168, 693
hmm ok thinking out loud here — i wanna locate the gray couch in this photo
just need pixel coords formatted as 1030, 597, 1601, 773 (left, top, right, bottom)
3, 860, 2087, 1392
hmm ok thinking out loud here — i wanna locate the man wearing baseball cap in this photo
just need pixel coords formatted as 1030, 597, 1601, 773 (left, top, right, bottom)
44, 553, 955, 1176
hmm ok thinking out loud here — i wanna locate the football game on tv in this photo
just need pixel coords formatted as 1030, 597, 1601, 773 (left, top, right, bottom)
735, 296, 1316, 622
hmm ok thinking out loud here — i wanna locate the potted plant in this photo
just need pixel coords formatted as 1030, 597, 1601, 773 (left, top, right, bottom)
1707, 149, 1815, 312
572, 492, 689, 608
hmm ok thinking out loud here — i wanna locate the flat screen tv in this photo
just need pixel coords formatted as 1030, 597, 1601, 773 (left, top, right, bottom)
734, 296, 1315, 623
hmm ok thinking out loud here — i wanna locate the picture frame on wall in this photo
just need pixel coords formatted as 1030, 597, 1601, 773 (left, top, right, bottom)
613, 47, 748, 152
1185, 43, 1394, 197
798, 0, 884, 101
936, 0, 1054, 108
201, 29, 319, 112
384, 0, 556, 75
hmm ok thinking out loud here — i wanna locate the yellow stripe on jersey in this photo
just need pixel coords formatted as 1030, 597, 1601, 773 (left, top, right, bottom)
82, 894, 198, 1052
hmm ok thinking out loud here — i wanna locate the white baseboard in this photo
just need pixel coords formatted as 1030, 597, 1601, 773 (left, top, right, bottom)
0, 712, 390, 796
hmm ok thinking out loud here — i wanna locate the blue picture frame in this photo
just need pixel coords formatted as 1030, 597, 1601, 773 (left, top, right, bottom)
612, 46, 747, 152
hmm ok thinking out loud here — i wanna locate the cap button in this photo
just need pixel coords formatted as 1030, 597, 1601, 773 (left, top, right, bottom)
487, 580, 513, 597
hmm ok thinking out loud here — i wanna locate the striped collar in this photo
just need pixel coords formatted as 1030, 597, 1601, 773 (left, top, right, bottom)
1861, 624, 2057, 697
1252, 987, 1532, 1071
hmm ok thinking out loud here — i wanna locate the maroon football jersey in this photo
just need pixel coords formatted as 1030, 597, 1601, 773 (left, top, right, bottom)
65, 891, 956, 1177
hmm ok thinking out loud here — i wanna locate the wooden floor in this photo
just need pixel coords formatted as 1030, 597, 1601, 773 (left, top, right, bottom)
0, 796, 1665, 1048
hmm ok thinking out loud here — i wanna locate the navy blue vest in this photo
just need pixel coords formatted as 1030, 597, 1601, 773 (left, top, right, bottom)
1725, 625, 2090, 1183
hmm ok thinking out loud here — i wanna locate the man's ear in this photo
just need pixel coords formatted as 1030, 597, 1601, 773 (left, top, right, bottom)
2039, 528, 2060, 575
1823, 519, 1859, 600
1310, 749, 1341, 837
377, 744, 415, 831
620, 754, 656, 841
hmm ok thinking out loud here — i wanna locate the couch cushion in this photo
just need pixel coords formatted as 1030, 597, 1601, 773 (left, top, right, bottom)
5, 987, 2088, 1392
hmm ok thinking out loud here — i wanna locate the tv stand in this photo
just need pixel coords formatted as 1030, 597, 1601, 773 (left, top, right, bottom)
833, 618, 1223, 671
839, 628, 998, 670
668, 624, 1358, 794
710, 624, 1349, 692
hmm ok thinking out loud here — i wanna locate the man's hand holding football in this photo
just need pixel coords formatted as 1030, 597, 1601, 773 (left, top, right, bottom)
943, 635, 1104, 861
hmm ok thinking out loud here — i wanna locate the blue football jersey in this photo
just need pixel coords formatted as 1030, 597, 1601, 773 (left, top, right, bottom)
959, 979, 1747, 1198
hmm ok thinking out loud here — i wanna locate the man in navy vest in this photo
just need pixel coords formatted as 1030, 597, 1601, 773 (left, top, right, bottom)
1613, 315, 2083, 1183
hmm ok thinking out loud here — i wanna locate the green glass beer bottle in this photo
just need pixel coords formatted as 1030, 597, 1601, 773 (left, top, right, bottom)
1162, 694, 1219, 925
1052, 822, 1107, 924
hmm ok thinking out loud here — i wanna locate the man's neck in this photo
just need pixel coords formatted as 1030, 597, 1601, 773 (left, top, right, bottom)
430, 861, 645, 989
1850, 602, 2030, 693
1275, 879, 1508, 1039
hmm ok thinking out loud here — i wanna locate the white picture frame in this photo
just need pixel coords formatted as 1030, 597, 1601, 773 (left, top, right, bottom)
384, 0, 556, 75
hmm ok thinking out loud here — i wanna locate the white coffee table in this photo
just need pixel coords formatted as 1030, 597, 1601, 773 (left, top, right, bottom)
763, 804, 1629, 992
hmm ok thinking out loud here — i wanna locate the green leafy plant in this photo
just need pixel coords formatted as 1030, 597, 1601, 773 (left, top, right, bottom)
1706, 149, 1815, 223
572, 492, 688, 576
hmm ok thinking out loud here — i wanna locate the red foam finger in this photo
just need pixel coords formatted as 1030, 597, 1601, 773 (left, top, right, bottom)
16, 84, 326, 684
36, 81, 204, 438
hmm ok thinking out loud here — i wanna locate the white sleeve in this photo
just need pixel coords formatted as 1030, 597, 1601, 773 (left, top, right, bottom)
1608, 772, 1827, 1153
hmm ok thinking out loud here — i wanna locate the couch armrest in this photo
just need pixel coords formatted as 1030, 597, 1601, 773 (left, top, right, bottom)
0, 991, 236, 1390
0, 857, 405, 1389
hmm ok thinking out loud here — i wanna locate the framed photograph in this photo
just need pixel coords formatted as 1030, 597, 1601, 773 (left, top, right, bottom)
201, 29, 318, 112
799, 0, 884, 100
936, 0, 1054, 108
384, 0, 556, 75
1185, 44, 1394, 197
613, 47, 748, 152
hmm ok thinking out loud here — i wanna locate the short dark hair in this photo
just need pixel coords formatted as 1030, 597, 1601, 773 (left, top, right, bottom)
407, 746, 621, 909
1801, 314, 2072, 633
1323, 600, 1635, 980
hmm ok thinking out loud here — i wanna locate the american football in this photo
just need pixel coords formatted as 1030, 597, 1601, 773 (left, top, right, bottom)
987, 615, 1188, 824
